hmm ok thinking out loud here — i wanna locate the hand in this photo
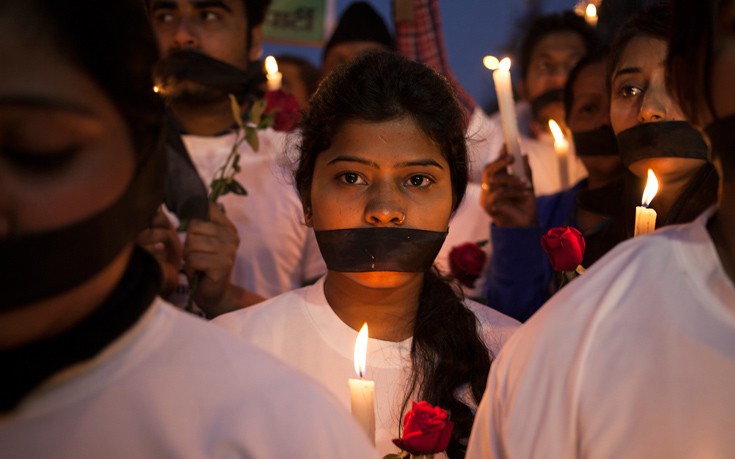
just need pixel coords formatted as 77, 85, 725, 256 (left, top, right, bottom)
136, 207, 182, 297
184, 202, 239, 314
480, 146, 536, 227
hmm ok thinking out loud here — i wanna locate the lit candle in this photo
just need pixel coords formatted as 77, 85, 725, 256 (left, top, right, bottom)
634, 169, 659, 237
484, 56, 526, 179
264, 55, 282, 91
585, 3, 598, 27
348, 323, 375, 444
548, 119, 570, 189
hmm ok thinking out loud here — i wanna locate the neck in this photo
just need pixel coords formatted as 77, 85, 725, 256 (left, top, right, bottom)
710, 181, 735, 284
323, 272, 423, 342
652, 173, 695, 222
170, 98, 238, 136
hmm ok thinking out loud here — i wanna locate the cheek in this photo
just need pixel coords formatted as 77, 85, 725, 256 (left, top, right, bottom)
610, 99, 637, 134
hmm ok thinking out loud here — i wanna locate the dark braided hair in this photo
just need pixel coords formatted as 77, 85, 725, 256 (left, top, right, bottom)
295, 51, 491, 457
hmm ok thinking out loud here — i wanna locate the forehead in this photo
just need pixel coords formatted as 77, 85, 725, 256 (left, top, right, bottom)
320, 118, 446, 164
616, 36, 667, 71
530, 30, 587, 61
573, 61, 606, 93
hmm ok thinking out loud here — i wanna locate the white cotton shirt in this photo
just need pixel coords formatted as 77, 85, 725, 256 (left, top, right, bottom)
182, 129, 325, 298
466, 208, 735, 459
467, 104, 587, 196
214, 276, 520, 456
0, 298, 379, 458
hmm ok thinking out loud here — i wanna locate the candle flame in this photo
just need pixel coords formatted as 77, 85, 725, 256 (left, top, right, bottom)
499, 57, 511, 72
152, 85, 160, 93
354, 323, 369, 378
548, 119, 565, 143
483, 55, 499, 70
264, 55, 279, 75
642, 169, 659, 206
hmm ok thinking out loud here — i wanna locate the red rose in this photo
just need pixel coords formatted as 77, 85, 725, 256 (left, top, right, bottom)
448, 241, 487, 288
392, 401, 454, 455
264, 89, 301, 132
540, 226, 586, 271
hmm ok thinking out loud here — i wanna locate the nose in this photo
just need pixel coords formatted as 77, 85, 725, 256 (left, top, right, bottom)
172, 19, 199, 49
363, 183, 406, 226
638, 72, 670, 123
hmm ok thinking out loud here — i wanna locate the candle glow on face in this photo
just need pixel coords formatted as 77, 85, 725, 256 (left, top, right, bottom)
354, 323, 369, 378
642, 169, 659, 206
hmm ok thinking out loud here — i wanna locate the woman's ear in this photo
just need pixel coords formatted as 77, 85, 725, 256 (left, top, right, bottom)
303, 203, 313, 227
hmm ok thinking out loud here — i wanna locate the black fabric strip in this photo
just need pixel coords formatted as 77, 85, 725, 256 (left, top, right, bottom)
616, 121, 709, 167
315, 227, 447, 273
0, 248, 161, 412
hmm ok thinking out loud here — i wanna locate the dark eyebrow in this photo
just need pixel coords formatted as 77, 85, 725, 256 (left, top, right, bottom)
0, 95, 94, 116
612, 66, 642, 80
326, 155, 379, 168
149, 0, 177, 13
394, 159, 444, 169
149, 0, 232, 13
192, 0, 233, 12
326, 155, 444, 170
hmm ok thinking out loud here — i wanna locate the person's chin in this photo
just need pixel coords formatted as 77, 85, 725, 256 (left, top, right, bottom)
335, 271, 422, 289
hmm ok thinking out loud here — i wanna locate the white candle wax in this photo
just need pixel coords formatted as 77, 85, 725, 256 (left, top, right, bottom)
264, 56, 282, 91
549, 119, 570, 189
634, 206, 657, 237
349, 323, 375, 444
348, 378, 375, 444
485, 56, 526, 179
634, 169, 659, 237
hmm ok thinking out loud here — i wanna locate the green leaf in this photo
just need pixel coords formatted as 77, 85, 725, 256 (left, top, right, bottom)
258, 112, 275, 130
382, 455, 405, 459
232, 153, 241, 173
249, 99, 267, 125
228, 94, 243, 128
245, 126, 259, 152
209, 178, 228, 201
226, 179, 248, 196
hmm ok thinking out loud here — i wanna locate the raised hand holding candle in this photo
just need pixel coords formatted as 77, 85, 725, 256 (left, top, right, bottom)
264, 56, 282, 91
634, 169, 659, 237
348, 323, 375, 444
549, 119, 570, 189
484, 56, 526, 179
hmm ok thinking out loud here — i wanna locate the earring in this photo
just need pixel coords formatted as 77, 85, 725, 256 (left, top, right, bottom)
397, 212, 406, 224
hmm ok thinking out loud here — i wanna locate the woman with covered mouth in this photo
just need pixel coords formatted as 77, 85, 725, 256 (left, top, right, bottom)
609, 4, 718, 230
214, 50, 520, 458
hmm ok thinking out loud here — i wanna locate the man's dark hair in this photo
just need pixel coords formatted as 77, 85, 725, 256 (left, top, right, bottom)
519, 10, 599, 80
275, 54, 321, 98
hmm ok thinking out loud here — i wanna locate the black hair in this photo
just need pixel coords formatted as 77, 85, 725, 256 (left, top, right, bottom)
275, 54, 321, 99
563, 47, 610, 122
667, 0, 718, 127
295, 51, 490, 457
519, 10, 599, 80
608, 4, 672, 90
5, 0, 164, 157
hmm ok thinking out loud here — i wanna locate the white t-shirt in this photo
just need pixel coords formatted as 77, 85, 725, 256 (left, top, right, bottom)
467, 104, 587, 196
182, 129, 325, 298
0, 299, 379, 458
467, 208, 735, 459
214, 277, 520, 456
